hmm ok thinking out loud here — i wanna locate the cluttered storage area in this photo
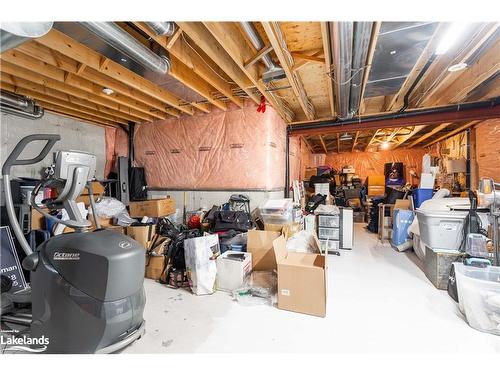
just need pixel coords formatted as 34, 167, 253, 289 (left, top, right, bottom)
1, 20, 500, 355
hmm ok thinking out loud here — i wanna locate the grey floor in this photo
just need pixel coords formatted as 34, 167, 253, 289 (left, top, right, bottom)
123, 224, 500, 354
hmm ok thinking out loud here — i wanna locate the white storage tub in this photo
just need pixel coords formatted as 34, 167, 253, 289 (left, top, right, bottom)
454, 263, 500, 335
416, 208, 468, 251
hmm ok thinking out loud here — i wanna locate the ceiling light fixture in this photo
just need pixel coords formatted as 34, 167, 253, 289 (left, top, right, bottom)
380, 141, 390, 150
435, 23, 470, 55
339, 132, 353, 141
448, 62, 468, 72
102, 87, 114, 95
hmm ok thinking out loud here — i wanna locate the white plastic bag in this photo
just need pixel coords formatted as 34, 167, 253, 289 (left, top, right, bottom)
184, 234, 220, 295
93, 197, 127, 218
286, 230, 319, 253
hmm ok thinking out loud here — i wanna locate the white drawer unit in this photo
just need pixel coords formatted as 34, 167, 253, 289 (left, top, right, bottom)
318, 227, 340, 240
317, 214, 339, 228
319, 239, 339, 252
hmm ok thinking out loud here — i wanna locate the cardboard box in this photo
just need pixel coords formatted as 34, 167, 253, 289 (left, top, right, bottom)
128, 198, 175, 218
82, 181, 105, 195
367, 175, 385, 186
31, 207, 48, 230
304, 167, 316, 180
126, 225, 156, 249
247, 230, 281, 271
264, 222, 301, 239
394, 199, 411, 210
273, 235, 327, 317
105, 225, 126, 235
145, 255, 165, 280
419, 172, 435, 189
89, 215, 114, 228
367, 185, 385, 197
216, 251, 252, 292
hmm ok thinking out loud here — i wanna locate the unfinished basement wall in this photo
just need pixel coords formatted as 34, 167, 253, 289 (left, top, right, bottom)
0, 111, 107, 205
289, 137, 313, 183
475, 119, 500, 182
104, 126, 129, 177
133, 103, 287, 211
323, 148, 428, 182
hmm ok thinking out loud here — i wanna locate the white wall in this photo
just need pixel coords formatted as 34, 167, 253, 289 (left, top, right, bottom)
0, 112, 106, 179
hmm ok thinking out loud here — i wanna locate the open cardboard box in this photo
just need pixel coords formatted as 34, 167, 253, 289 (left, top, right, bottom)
272, 235, 327, 317
247, 230, 282, 271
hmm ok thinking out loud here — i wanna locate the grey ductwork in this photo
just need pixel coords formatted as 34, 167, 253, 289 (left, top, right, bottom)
145, 22, 176, 37
349, 22, 373, 116
1, 91, 44, 119
0, 22, 53, 53
239, 22, 286, 83
330, 22, 354, 119
79, 22, 171, 74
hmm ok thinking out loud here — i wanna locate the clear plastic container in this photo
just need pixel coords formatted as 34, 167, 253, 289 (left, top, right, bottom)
454, 263, 500, 335
466, 233, 489, 258
319, 239, 339, 252
318, 215, 340, 228
318, 227, 339, 240
233, 271, 277, 306
261, 212, 293, 225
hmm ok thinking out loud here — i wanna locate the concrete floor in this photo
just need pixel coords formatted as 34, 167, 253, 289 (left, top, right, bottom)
124, 224, 500, 354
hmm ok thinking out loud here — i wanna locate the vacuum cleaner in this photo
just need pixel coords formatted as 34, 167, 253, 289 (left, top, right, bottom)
1, 134, 146, 353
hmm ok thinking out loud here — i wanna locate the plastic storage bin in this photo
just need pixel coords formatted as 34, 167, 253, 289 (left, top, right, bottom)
416, 209, 468, 250
454, 263, 500, 335
318, 215, 339, 228
318, 227, 339, 240
319, 239, 339, 252
413, 188, 433, 208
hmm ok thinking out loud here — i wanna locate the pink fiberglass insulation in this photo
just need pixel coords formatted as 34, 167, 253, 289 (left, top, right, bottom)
324, 148, 428, 183
104, 127, 129, 178
134, 103, 287, 190
475, 119, 500, 182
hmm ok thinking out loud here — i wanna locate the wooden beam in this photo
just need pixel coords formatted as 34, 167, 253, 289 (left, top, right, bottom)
1, 81, 126, 126
418, 23, 499, 107
15, 41, 171, 116
131, 22, 230, 110
290, 52, 324, 63
408, 122, 452, 147
199, 22, 292, 122
166, 28, 182, 50
244, 44, 273, 68
177, 22, 259, 106
320, 22, 335, 117
0, 50, 165, 120
423, 121, 480, 147
392, 125, 427, 149
39, 100, 117, 127
302, 136, 314, 153
351, 131, 359, 152
191, 102, 211, 113
359, 22, 381, 114
35, 29, 193, 115
431, 37, 500, 106
318, 135, 328, 153
336, 134, 340, 153
384, 23, 444, 112
262, 22, 315, 120
365, 130, 379, 151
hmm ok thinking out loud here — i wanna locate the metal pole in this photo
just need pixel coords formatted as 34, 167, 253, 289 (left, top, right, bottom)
128, 122, 135, 169
285, 129, 290, 198
466, 128, 471, 190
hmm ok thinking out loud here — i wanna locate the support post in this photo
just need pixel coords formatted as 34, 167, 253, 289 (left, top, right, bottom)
285, 129, 290, 198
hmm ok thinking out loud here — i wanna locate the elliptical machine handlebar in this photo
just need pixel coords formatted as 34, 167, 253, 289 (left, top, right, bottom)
2, 134, 60, 257
2, 134, 61, 176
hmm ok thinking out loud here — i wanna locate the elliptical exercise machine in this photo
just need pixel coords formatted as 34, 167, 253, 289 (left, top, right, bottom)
1, 134, 146, 353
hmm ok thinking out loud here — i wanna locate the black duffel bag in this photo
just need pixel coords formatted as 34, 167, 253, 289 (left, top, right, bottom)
212, 210, 253, 232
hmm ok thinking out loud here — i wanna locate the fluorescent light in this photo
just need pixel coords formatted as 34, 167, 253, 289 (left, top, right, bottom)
448, 62, 468, 72
435, 23, 470, 55
380, 141, 390, 150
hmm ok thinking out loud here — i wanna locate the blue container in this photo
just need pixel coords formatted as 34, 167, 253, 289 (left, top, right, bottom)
413, 188, 433, 208
392, 209, 415, 247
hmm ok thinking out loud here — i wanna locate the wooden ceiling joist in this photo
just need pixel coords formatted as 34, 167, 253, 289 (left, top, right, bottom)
364, 130, 379, 152
408, 122, 452, 147
1, 81, 129, 125
422, 121, 480, 147
351, 131, 359, 152
0, 62, 154, 122
417, 24, 499, 107
14, 41, 172, 116
133, 22, 242, 108
198, 22, 291, 122
302, 136, 314, 153
0, 72, 143, 124
359, 22, 381, 114
0, 50, 164, 121
35, 29, 194, 116
40, 100, 118, 127
392, 125, 427, 149
318, 135, 328, 153
262, 22, 316, 121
